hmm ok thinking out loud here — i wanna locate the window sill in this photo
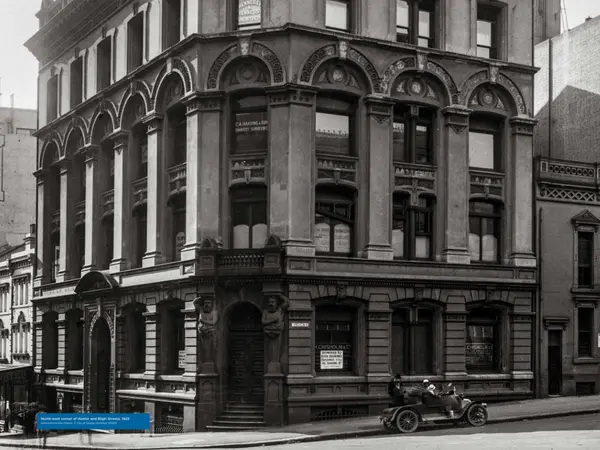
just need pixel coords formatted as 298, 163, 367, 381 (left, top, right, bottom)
66, 370, 83, 376
157, 373, 185, 381
572, 357, 600, 365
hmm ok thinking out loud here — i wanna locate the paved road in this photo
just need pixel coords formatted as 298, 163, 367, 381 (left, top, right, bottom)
263, 414, 600, 450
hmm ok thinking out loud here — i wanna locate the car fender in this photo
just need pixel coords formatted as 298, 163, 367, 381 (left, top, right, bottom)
390, 406, 422, 422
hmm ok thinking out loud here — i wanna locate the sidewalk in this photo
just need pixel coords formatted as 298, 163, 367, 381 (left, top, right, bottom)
0, 395, 599, 450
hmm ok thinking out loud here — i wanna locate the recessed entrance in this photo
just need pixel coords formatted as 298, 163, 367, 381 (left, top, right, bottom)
227, 303, 264, 403
90, 317, 111, 412
547, 329, 562, 396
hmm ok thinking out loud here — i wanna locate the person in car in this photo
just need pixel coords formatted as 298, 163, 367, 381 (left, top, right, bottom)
388, 374, 403, 406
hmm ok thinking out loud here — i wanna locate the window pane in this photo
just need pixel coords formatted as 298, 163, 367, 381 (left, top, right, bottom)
326, 0, 349, 30
477, 46, 491, 59
415, 236, 430, 259
418, 10, 431, 38
238, 0, 262, 28
415, 124, 430, 164
315, 315, 353, 372
316, 112, 351, 155
578, 232, 594, 266
413, 323, 433, 374
477, 20, 492, 47
396, 0, 409, 28
393, 121, 406, 161
466, 324, 495, 370
481, 219, 498, 262
333, 223, 351, 253
578, 308, 593, 357
314, 215, 331, 253
234, 111, 268, 154
469, 217, 481, 261
469, 131, 495, 169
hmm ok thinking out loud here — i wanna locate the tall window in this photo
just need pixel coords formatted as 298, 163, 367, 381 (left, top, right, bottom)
577, 307, 594, 358
236, 0, 262, 30
97, 37, 112, 91
392, 195, 434, 260
391, 308, 434, 375
46, 75, 59, 122
393, 105, 434, 164
396, 0, 434, 47
163, 0, 182, 49
466, 307, 500, 373
469, 115, 502, 171
477, 3, 500, 59
127, 13, 144, 73
469, 201, 500, 263
315, 188, 355, 256
578, 232, 594, 287
70, 57, 83, 108
325, 0, 351, 31
231, 186, 267, 249
160, 303, 185, 374
42, 312, 59, 370
66, 310, 84, 370
315, 305, 355, 374
232, 96, 268, 154
125, 305, 146, 373
316, 97, 356, 156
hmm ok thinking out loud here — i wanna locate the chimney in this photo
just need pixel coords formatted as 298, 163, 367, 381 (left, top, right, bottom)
586, 17, 593, 22
25, 224, 36, 250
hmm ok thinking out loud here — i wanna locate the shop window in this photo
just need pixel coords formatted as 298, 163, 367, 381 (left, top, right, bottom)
163, 0, 181, 49
577, 232, 594, 287
96, 37, 112, 91
66, 309, 83, 370
469, 114, 503, 171
392, 194, 434, 260
236, 0, 262, 30
125, 304, 146, 373
577, 307, 594, 358
70, 56, 83, 109
466, 307, 500, 373
396, 0, 435, 47
46, 74, 59, 122
231, 186, 268, 249
42, 312, 59, 370
315, 187, 355, 256
315, 305, 355, 374
393, 105, 434, 164
391, 308, 434, 375
160, 302, 185, 374
469, 201, 501, 263
127, 13, 144, 73
231, 96, 268, 154
325, 0, 351, 31
477, 3, 500, 59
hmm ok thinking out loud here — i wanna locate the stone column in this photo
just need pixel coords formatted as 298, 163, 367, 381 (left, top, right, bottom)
56, 315, 66, 371
267, 86, 316, 257
56, 159, 74, 282
508, 117, 537, 267
143, 310, 158, 376
183, 306, 197, 376
364, 96, 394, 260
110, 131, 133, 273
441, 106, 472, 264
33, 170, 47, 286
142, 114, 164, 267
81, 145, 101, 274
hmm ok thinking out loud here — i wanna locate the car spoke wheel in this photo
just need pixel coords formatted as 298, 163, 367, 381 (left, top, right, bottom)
395, 410, 419, 433
466, 404, 488, 427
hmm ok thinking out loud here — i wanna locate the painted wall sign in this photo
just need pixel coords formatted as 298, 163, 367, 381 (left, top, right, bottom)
320, 350, 343, 369
238, 0, 261, 25
290, 322, 310, 328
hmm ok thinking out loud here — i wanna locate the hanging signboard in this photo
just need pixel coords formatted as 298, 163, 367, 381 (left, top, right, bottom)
238, 0, 262, 27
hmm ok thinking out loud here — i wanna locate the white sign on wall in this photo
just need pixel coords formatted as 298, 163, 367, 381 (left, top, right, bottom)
320, 350, 343, 370
597, 333, 600, 348
178, 350, 186, 369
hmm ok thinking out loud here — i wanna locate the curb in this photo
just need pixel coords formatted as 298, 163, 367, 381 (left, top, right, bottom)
1, 408, 599, 450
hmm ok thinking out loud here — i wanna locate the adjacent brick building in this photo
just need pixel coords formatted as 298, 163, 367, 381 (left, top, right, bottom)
25, 0, 548, 431
535, 15, 600, 397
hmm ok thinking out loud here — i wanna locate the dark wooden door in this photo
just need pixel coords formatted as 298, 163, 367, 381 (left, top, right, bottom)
548, 329, 562, 396
91, 317, 111, 413
227, 303, 264, 403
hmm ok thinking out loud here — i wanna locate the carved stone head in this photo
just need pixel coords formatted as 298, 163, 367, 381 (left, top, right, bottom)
267, 296, 278, 313
202, 298, 213, 314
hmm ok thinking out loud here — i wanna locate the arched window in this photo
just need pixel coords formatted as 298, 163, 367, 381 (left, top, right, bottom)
159, 301, 185, 374
469, 200, 501, 263
315, 187, 355, 256
231, 186, 267, 249
391, 307, 434, 375
231, 95, 268, 154
315, 304, 356, 374
124, 303, 146, 373
42, 311, 59, 370
466, 307, 501, 373
392, 194, 434, 260
315, 96, 357, 156
66, 309, 84, 370
393, 104, 435, 164
0, 320, 6, 361
17, 313, 28, 356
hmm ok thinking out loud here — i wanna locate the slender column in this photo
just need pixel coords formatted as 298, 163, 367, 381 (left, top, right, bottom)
183, 306, 197, 376
110, 131, 132, 273
143, 310, 158, 376
267, 86, 316, 256
364, 96, 394, 260
56, 159, 73, 282
508, 117, 537, 267
142, 114, 164, 267
33, 170, 47, 286
441, 106, 472, 264
81, 145, 101, 274
56, 316, 66, 371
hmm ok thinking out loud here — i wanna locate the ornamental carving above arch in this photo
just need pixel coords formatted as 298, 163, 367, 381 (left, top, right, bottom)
150, 57, 194, 110
89, 310, 115, 340
89, 99, 118, 140
117, 79, 152, 126
63, 116, 89, 152
459, 70, 527, 115
206, 39, 285, 90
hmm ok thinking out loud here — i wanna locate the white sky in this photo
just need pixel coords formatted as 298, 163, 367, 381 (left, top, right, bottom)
0, 0, 599, 110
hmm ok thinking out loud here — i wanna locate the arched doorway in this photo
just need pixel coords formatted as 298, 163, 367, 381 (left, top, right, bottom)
227, 303, 264, 404
90, 317, 111, 412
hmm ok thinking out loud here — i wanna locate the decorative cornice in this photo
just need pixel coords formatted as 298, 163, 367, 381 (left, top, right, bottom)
442, 106, 472, 134
510, 116, 537, 136
266, 84, 319, 107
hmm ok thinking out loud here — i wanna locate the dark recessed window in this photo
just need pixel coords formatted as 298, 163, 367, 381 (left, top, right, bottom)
469, 201, 501, 263
578, 232, 594, 287
46, 75, 59, 122
466, 308, 500, 373
325, 0, 351, 31
315, 305, 355, 374
477, 3, 500, 59
231, 187, 268, 249
391, 308, 434, 375
392, 195, 434, 260
237, 0, 262, 30
394, 105, 434, 164
70, 57, 83, 109
315, 189, 355, 256
396, 0, 434, 47
172, 203, 186, 261
97, 37, 112, 92
164, 0, 182, 49
127, 13, 144, 73
232, 96, 268, 154
469, 116, 502, 171
316, 112, 351, 155
577, 307, 594, 357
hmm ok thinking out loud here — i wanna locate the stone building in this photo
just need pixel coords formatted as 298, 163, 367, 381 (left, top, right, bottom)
25, 0, 546, 431
534, 15, 600, 397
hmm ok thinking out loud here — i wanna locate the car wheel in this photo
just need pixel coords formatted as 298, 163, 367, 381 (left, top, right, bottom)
395, 409, 419, 433
466, 404, 488, 427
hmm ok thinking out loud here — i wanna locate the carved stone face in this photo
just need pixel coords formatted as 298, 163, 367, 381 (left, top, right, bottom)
203, 299, 213, 313
268, 297, 278, 313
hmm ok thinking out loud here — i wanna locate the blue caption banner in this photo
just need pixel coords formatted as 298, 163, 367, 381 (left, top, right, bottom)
36, 413, 150, 431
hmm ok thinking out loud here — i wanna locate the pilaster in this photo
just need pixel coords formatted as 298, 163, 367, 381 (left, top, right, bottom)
441, 106, 472, 264
56, 159, 73, 282
443, 311, 467, 376
81, 145, 101, 275
183, 307, 197, 376
56, 316, 67, 371
33, 169, 47, 286
143, 311, 158, 376
110, 131, 132, 273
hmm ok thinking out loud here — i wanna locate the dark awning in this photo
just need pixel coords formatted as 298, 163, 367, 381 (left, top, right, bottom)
0, 365, 33, 384
74, 270, 119, 295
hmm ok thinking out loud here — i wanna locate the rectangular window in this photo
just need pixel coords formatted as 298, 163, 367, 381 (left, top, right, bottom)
396, 0, 434, 47
325, 0, 350, 31
46, 75, 59, 122
96, 37, 112, 92
394, 106, 434, 164
127, 13, 144, 73
172, 208, 186, 261
469, 201, 500, 263
578, 232, 594, 287
164, 0, 182, 49
70, 57, 83, 109
315, 195, 354, 255
232, 96, 268, 154
393, 196, 433, 260
469, 117, 502, 171
477, 4, 500, 59
316, 112, 351, 155
232, 197, 267, 249
315, 306, 354, 374
237, 0, 262, 30
391, 308, 434, 375
577, 307, 594, 358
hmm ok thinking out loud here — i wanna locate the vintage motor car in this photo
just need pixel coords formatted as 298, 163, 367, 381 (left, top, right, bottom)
380, 383, 488, 433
